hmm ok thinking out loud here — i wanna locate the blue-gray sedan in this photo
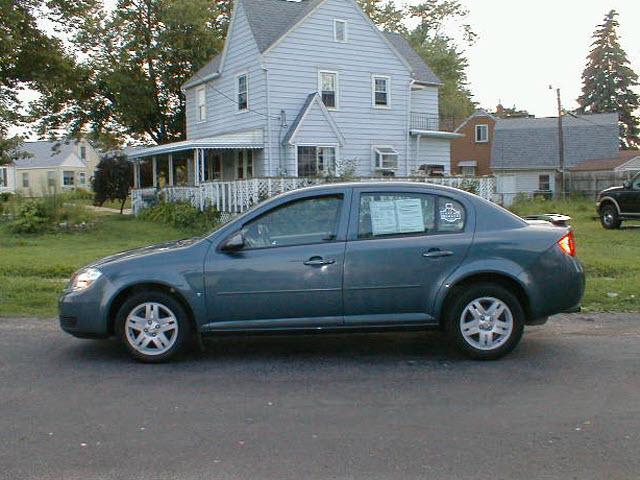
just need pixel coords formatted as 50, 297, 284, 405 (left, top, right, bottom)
60, 183, 585, 362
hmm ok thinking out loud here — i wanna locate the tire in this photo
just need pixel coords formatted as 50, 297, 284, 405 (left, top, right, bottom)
445, 283, 525, 360
115, 291, 191, 363
600, 204, 621, 229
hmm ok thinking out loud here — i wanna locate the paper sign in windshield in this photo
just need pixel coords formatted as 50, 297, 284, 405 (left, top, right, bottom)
370, 198, 425, 236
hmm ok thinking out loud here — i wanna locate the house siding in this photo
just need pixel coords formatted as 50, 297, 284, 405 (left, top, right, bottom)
290, 102, 342, 146
409, 137, 451, 174
410, 87, 438, 115
451, 114, 496, 176
263, 0, 412, 176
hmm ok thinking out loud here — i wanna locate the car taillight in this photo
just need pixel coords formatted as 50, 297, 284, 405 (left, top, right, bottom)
558, 231, 576, 256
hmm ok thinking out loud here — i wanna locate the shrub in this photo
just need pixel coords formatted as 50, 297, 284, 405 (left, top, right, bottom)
8, 200, 50, 234
6, 194, 96, 234
139, 201, 221, 233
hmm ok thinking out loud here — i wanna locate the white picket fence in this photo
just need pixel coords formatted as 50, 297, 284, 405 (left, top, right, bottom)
132, 176, 496, 216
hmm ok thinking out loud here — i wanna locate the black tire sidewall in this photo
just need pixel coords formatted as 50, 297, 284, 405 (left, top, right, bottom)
445, 283, 525, 360
600, 205, 620, 229
116, 291, 191, 363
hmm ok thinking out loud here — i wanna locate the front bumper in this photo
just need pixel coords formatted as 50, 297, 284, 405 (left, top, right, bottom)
58, 282, 110, 339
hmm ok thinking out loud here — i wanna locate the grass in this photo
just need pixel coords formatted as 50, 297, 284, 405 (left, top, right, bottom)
0, 196, 638, 318
510, 196, 640, 312
0, 215, 194, 317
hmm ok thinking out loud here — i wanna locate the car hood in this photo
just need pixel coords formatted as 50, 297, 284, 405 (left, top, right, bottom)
599, 186, 624, 196
88, 237, 203, 269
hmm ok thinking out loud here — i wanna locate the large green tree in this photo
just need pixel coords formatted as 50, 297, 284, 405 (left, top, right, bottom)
356, 0, 405, 33
32, 0, 231, 146
577, 10, 640, 149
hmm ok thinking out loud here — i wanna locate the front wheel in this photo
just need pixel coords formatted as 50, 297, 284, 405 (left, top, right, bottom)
116, 291, 191, 363
600, 204, 621, 229
445, 284, 525, 360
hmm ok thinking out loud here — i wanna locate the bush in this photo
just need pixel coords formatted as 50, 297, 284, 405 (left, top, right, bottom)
6, 194, 96, 234
8, 200, 50, 234
139, 201, 221, 233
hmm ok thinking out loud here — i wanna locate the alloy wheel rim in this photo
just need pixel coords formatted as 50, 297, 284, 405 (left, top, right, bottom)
125, 302, 178, 356
459, 297, 513, 351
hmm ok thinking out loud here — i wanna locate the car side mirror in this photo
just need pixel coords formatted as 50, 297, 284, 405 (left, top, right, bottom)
623, 180, 632, 189
221, 232, 245, 252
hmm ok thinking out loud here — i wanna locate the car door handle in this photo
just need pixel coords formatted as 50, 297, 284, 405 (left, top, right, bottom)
422, 249, 454, 258
303, 257, 336, 266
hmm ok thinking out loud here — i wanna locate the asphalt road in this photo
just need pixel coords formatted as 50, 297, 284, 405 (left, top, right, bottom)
1, 313, 639, 480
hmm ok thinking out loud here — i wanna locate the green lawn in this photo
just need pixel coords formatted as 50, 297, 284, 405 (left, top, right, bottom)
0, 198, 638, 318
0, 215, 192, 317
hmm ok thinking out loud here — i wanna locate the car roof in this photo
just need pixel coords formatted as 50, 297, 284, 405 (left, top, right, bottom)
279, 181, 473, 197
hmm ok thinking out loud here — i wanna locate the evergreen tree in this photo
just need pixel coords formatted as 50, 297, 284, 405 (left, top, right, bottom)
577, 10, 640, 149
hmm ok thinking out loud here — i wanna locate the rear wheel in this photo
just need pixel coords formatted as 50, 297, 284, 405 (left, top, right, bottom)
600, 204, 621, 229
116, 291, 191, 363
445, 283, 525, 360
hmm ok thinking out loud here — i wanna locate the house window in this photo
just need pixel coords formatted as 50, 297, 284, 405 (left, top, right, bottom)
373, 146, 399, 171
80, 145, 87, 160
334, 19, 347, 43
196, 86, 207, 121
372, 76, 390, 107
475, 124, 489, 143
78, 172, 86, 186
236, 150, 254, 179
297, 146, 336, 177
47, 171, 56, 187
237, 74, 248, 111
0, 168, 7, 187
22, 172, 29, 188
539, 174, 551, 191
319, 71, 338, 109
63, 171, 75, 186
460, 165, 476, 176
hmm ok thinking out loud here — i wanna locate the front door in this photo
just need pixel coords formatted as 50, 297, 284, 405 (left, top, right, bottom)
619, 172, 640, 214
203, 192, 350, 329
343, 189, 473, 326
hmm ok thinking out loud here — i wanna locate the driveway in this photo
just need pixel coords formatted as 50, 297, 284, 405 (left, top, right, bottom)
1, 313, 639, 480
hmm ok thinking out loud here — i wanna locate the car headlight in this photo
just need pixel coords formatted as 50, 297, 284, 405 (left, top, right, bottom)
70, 268, 102, 291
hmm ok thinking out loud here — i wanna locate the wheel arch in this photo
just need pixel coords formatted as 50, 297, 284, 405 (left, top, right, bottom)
598, 196, 621, 214
438, 272, 531, 326
107, 282, 198, 336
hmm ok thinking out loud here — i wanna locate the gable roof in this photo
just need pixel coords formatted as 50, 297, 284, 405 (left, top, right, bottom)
282, 93, 345, 146
569, 150, 640, 172
491, 113, 620, 170
454, 109, 497, 132
184, 0, 440, 89
382, 32, 440, 85
14, 141, 85, 169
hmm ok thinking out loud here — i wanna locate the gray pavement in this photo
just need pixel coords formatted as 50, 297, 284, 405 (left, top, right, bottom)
1, 313, 639, 480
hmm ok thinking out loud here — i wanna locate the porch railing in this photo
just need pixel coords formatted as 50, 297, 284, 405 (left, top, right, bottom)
132, 176, 496, 216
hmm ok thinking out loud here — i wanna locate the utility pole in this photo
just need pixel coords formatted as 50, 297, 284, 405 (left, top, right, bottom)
554, 87, 566, 200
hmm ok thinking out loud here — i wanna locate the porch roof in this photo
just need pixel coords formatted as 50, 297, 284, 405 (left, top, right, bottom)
127, 129, 264, 159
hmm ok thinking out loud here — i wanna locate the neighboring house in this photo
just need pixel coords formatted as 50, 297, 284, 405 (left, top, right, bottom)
0, 164, 17, 194
12, 140, 100, 196
491, 113, 619, 204
128, 0, 461, 188
569, 150, 640, 175
450, 109, 497, 176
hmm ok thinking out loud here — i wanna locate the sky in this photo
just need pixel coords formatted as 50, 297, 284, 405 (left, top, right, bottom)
408, 0, 640, 117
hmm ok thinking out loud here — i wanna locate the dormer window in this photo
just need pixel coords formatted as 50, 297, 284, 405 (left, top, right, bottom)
196, 86, 207, 121
334, 19, 347, 43
237, 74, 248, 111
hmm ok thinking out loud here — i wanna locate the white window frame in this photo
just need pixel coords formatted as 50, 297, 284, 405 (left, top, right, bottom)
22, 172, 29, 188
47, 170, 56, 188
475, 124, 489, 143
196, 86, 207, 122
237, 73, 249, 112
295, 145, 338, 177
318, 70, 339, 110
235, 150, 254, 179
62, 170, 75, 187
334, 19, 348, 43
539, 174, 551, 192
372, 74, 391, 109
373, 145, 399, 171
78, 171, 86, 185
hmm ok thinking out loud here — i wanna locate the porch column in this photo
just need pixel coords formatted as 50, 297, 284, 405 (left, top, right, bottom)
152, 156, 158, 187
416, 134, 421, 175
133, 161, 140, 189
193, 149, 199, 186
168, 153, 174, 186
199, 149, 205, 184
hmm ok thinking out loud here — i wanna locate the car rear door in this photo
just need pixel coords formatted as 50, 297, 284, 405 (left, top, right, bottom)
203, 189, 351, 330
342, 187, 474, 326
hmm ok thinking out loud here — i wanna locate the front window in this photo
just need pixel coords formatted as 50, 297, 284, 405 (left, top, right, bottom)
237, 74, 248, 111
241, 195, 343, 249
236, 150, 254, 179
459, 165, 476, 176
373, 76, 390, 107
196, 86, 207, 121
0, 168, 7, 187
22, 172, 29, 188
539, 174, 550, 191
374, 146, 398, 171
297, 146, 335, 177
319, 71, 338, 109
475, 124, 489, 143
631, 172, 640, 190
63, 171, 75, 186
358, 193, 466, 239
334, 19, 347, 43
78, 172, 86, 185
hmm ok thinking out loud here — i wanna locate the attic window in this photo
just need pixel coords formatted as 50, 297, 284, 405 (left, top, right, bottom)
475, 124, 489, 143
334, 19, 347, 43
196, 86, 207, 121
237, 74, 248, 111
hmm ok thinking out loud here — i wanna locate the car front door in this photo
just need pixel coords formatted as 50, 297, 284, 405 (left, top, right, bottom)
202, 190, 350, 331
619, 173, 640, 214
343, 188, 474, 326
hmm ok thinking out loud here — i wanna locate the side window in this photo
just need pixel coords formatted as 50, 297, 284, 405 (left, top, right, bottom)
242, 195, 343, 249
358, 193, 465, 239
632, 173, 640, 190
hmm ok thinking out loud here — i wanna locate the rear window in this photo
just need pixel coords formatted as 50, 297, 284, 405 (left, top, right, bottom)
358, 193, 465, 239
